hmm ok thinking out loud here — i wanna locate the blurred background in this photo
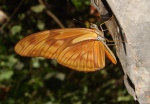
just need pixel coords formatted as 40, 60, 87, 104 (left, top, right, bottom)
0, 0, 137, 103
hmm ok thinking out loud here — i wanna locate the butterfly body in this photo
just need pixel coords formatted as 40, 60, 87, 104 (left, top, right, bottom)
15, 24, 117, 72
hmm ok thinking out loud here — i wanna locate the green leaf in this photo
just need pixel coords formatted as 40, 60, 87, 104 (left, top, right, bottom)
32, 57, 44, 68
11, 25, 22, 35
31, 5, 45, 13
71, 0, 90, 11
0, 70, 14, 81
37, 21, 45, 30
117, 96, 133, 102
8, 55, 18, 68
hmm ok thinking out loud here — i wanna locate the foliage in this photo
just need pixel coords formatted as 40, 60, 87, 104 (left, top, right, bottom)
0, 0, 137, 104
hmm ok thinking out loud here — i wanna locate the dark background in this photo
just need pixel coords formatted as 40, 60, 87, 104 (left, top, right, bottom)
0, 0, 137, 103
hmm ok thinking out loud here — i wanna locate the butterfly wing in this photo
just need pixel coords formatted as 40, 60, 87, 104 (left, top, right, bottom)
15, 28, 96, 57
57, 40, 105, 71
103, 42, 117, 64
15, 28, 116, 71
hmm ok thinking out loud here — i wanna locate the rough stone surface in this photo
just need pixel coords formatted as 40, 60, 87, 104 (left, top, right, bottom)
91, 0, 150, 103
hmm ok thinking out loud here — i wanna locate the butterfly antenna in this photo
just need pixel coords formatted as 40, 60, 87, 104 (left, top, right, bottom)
73, 18, 86, 27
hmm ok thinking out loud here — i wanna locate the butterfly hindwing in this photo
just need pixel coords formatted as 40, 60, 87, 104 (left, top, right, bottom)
56, 40, 106, 71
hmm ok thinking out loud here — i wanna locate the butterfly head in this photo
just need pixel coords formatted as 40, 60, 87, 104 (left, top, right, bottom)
90, 23, 105, 39
90, 23, 99, 30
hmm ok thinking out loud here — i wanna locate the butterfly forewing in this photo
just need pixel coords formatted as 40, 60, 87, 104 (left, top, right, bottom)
15, 31, 50, 56
15, 29, 96, 57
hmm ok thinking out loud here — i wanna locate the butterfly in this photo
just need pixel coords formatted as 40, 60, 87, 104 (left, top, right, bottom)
14, 23, 117, 72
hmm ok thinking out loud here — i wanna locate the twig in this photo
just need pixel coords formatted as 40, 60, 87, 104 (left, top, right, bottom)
0, 0, 24, 32
38, 0, 65, 28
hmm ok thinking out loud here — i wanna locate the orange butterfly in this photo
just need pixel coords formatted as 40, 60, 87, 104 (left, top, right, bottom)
14, 23, 117, 72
